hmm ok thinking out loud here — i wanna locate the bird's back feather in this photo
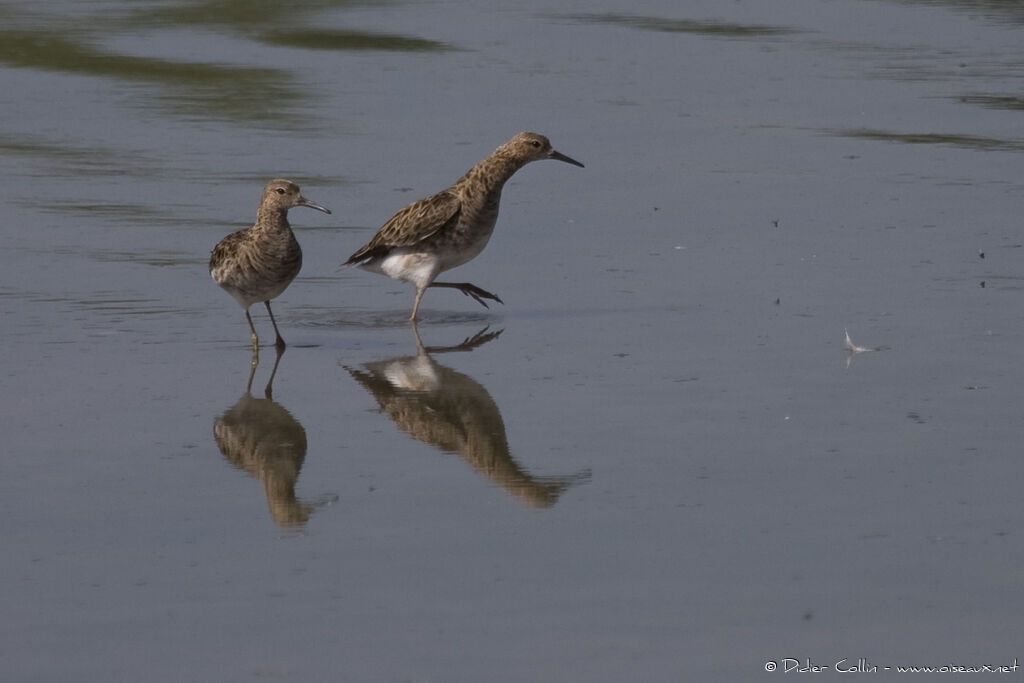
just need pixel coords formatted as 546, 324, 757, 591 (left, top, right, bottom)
346, 190, 462, 265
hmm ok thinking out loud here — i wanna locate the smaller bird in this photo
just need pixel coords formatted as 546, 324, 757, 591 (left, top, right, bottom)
344, 131, 583, 321
210, 179, 331, 351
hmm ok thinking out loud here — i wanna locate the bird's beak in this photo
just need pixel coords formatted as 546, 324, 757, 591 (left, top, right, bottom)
298, 197, 332, 214
549, 150, 584, 168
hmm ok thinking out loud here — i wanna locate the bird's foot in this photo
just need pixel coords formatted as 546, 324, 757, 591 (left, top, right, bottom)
453, 283, 504, 308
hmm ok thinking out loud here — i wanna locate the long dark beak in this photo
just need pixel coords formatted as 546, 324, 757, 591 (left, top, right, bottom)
549, 150, 584, 168
298, 196, 332, 214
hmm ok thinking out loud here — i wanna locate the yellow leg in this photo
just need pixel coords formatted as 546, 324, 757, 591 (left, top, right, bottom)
245, 309, 259, 350
410, 286, 426, 322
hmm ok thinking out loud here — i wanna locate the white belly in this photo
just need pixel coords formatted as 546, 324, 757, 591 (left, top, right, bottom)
361, 249, 441, 289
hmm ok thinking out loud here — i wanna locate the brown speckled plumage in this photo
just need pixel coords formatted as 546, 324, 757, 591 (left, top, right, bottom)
345, 132, 583, 321
210, 178, 330, 351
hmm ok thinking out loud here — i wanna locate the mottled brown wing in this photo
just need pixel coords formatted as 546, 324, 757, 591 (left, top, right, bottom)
346, 190, 461, 264
209, 227, 248, 273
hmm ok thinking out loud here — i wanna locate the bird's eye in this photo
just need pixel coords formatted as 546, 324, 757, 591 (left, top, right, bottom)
275, 188, 286, 195
530, 140, 541, 148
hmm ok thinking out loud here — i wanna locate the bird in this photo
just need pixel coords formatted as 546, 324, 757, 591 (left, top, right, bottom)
210, 178, 331, 352
344, 131, 583, 321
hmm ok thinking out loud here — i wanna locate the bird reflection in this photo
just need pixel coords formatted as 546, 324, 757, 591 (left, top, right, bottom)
213, 348, 324, 528
345, 325, 589, 508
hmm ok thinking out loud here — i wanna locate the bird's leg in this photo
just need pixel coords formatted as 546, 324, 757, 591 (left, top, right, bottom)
245, 309, 260, 358
410, 286, 427, 322
264, 301, 287, 350
429, 281, 504, 308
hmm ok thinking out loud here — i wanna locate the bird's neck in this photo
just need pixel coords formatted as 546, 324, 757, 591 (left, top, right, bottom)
255, 207, 291, 232
457, 152, 526, 195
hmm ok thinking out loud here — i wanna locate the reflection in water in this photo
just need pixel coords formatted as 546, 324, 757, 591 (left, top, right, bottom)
0, 28, 302, 125
213, 349, 327, 528
565, 13, 797, 37
345, 326, 589, 508
823, 127, 1024, 152
0, 3, 456, 127
955, 94, 1024, 111
261, 28, 454, 52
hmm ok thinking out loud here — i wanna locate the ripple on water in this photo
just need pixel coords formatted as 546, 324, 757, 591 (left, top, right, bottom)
561, 12, 800, 37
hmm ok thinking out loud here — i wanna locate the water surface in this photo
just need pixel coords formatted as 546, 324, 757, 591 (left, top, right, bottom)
3, 0, 1024, 680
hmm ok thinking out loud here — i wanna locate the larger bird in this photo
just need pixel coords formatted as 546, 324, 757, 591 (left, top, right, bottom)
344, 131, 583, 321
210, 179, 331, 351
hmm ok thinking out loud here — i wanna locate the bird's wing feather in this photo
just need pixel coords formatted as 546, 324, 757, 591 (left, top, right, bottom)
209, 227, 249, 273
346, 190, 461, 264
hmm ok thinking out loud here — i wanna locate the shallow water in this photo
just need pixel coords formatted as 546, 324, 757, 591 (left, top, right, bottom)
3, 0, 1024, 680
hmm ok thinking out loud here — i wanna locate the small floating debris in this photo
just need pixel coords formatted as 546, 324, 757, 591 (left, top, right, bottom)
844, 327, 872, 354
844, 328, 889, 367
